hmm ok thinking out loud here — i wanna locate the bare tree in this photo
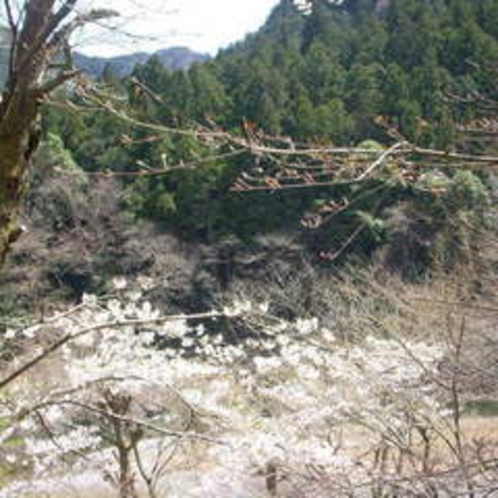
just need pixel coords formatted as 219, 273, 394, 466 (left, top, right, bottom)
0, 0, 115, 266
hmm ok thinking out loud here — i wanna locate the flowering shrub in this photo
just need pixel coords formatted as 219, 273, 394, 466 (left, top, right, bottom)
0, 277, 496, 497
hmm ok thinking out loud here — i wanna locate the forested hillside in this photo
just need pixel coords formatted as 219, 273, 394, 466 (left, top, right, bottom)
3, 2, 498, 496
43, 0, 498, 274
85, 0, 498, 144
3, 0, 498, 312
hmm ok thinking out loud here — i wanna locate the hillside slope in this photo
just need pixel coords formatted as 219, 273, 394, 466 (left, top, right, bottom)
3, 0, 498, 308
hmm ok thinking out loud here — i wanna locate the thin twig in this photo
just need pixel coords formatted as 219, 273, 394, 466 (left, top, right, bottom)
0, 310, 238, 390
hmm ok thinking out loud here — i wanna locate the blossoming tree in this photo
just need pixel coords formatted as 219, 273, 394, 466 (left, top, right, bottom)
1, 274, 496, 497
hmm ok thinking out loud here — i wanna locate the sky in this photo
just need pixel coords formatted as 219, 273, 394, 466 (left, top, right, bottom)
74, 0, 281, 56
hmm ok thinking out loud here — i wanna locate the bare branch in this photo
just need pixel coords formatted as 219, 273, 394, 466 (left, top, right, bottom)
3, 0, 18, 77
34, 399, 226, 445
0, 309, 242, 390
356, 142, 406, 181
38, 68, 80, 94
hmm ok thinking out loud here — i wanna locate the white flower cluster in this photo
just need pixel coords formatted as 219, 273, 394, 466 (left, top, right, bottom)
0, 278, 449, 496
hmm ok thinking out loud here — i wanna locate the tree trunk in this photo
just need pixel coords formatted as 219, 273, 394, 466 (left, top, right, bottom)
0, 0, 77, 266
0, 92, 40, 266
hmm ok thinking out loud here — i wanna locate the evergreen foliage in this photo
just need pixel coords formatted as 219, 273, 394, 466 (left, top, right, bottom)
46, 0, 498, 270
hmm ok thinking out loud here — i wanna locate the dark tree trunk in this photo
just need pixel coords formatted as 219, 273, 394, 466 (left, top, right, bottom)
0, 91, 40, 265
0, 0, 81, 266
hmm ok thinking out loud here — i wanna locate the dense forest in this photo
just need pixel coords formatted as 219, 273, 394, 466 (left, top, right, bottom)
1, 0, 497, 311
41, 0, 498, 276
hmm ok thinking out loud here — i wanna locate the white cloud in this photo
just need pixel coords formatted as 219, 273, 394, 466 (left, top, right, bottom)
75, 0, 280, 56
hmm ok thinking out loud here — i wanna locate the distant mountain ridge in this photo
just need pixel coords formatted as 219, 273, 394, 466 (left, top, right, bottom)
1, 21, 209, 86
74, 47, 210, 79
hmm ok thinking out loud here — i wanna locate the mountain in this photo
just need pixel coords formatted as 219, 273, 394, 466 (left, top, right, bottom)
0, 20, 209, 84
73, 47, 210, 79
